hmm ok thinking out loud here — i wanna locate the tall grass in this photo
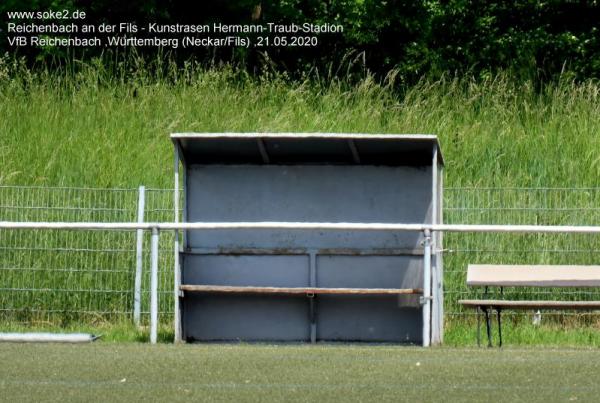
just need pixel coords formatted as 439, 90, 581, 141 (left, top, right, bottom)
1, 56, 599, 188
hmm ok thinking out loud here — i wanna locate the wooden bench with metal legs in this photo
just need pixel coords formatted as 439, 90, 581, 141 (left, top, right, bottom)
458, 265, 600, 347
180, 284, 422, 296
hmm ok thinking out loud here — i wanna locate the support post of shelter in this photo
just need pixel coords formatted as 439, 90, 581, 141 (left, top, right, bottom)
150, 227, 160, 344
309, 250, 317, 343
173, 146, 182, 343
422, 229, 432, 347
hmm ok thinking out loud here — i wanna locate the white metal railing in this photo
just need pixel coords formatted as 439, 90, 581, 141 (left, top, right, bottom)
3, 220, 600, 345
3, 221, 600, 233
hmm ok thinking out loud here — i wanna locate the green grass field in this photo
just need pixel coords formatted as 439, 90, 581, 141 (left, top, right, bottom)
2, 342, 600, 402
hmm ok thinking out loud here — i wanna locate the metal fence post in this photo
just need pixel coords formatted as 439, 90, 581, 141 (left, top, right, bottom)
422, 229, 432, 347
173, 149, 182, 342
133, 185, 145, 327
150, 226, 160, 344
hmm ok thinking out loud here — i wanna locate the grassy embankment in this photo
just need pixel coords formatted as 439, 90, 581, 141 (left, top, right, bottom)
1, 59, 600, 345
2, 59, 599, 188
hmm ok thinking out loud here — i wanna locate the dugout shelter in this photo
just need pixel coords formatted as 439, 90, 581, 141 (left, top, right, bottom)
171, 133, 444, 345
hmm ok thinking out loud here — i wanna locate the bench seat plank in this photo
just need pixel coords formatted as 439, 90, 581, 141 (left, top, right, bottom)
467, 265, 600, 287
459, 299, 600, 309
180, 285, 422, 295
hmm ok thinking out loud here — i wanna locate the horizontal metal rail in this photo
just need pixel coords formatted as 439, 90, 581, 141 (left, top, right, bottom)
2, 221, 600, 233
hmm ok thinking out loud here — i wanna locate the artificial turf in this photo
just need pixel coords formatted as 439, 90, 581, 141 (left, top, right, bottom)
1, 342, 599, 402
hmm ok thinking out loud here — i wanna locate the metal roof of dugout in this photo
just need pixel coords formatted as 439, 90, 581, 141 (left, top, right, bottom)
171, 132, 444, 165
171, 133, 444, 346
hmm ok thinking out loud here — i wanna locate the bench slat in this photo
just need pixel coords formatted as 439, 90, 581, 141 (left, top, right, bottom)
459, 299, 600, 309
466, 265, 600, 287
180, 285, 423, 295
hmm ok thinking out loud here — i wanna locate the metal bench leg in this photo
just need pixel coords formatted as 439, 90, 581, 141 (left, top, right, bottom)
476, 306, 481, 347
497, 308, 502, 348
308, 294, 316, 344
485, 307, 492, 347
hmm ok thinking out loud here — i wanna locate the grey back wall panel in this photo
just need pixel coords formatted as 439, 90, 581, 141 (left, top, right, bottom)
186, 165, 431, 250
183, 255, 310, 287
183, 294, 311, 341
315, 255, 423, 342
316, 297, 422, 342
316, 255, 422, 288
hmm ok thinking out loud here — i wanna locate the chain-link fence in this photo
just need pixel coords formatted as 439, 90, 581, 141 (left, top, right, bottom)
444, 187, 600, 324
1, 185, 599, 328
0, 186, 175, 326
